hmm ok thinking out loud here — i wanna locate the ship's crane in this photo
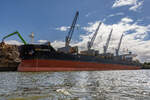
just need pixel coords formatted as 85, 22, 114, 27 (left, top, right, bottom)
57, 11, 79, 54
65, 11, 79, 47
80, 22, 101, 56
103, 29, 113, 54
116, 34, 124, 56
2, 31, 27, 45
87, 22, 102, 50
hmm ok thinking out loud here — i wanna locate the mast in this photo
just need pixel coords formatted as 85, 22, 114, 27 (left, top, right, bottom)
29, 32, 34, 43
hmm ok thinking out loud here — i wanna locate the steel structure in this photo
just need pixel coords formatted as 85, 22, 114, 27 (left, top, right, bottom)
103, 29, 113, 54
65, 11, 79, 47
87, 22, 102, 50
29, 32, 34, 43
2, 31, 27, 45
116, 34, 124, 56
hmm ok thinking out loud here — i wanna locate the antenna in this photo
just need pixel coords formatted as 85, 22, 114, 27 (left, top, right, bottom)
29, 32, 34, 43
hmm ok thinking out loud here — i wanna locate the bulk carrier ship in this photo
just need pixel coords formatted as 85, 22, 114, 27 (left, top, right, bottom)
0, 11, 141, 72
18, 11, 141, 72
18, 44, 140, 72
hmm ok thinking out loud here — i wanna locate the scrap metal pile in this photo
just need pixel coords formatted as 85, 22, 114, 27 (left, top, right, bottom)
0, 42, 21, 67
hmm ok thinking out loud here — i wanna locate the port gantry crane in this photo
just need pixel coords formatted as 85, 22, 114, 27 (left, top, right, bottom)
115, 34, 124, 56
87, 22, 102, 51
58, 11, 79, 54
80, 22, 102, 56
103, 29, 113, 54
2, 31, 27, 45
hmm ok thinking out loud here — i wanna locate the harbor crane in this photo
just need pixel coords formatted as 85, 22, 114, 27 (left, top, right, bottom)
87, 22, 102, 50
58, 11, 79, 54
103, 29, 113, 54
2, 31, 27, 45
115, 34, 124, 56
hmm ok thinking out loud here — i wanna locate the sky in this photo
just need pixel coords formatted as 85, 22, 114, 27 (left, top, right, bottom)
0, 0, 150, 62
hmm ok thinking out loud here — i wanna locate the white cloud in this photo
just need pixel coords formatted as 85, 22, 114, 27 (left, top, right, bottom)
51, 40, 65, 50
108, 12, 124, 17
121, 17, 133, 23
129, 1, 144, 11
38, 40, 48, 43
112, 0, 144, 11
52, 17, 150, 62
5, 40, 23, 45
56, 26, 70, 32
112, 0, 137, 7
5, 39, 50, 45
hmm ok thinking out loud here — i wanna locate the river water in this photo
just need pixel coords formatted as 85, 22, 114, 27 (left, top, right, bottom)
0, 70, 150, 100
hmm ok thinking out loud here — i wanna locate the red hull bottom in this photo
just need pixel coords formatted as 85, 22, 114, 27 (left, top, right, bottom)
18, 59, 141, 72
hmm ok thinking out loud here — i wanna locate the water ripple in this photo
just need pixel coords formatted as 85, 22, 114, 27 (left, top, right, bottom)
0, 70, 150, 100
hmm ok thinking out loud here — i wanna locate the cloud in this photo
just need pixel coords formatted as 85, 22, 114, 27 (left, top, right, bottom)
102, 12, 124, 23
56, 26, 70, 32
85, 11, 97, 17
108, 12, 124, 17
121, 17, 133, 23
5, 40, 23, 45
129, 1, 144, 11
38, 40, 48, 43
112, 0, 137, 7
112, 0, 144, 11
5, 39, 50, 45
51, 40, 65, 50
79, 18, 150, 62
52, 17, 150, 62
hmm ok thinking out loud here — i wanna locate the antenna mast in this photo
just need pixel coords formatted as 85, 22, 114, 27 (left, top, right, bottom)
29, 32, 34, 43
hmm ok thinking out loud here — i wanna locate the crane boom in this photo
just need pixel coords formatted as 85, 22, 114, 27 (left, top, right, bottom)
2, 31, 27, 45
116, 34, 124, 56
103, 29, 113, 54
88, 22, 102, 50
65, 11, 79, 47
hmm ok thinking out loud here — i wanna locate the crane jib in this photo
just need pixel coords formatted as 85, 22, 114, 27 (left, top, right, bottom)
2, 31, 27, 45
65, 11, 79, 47
88, 22, 102, 50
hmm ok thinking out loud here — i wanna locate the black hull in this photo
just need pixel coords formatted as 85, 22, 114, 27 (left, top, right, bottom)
19, 44, 141, 67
